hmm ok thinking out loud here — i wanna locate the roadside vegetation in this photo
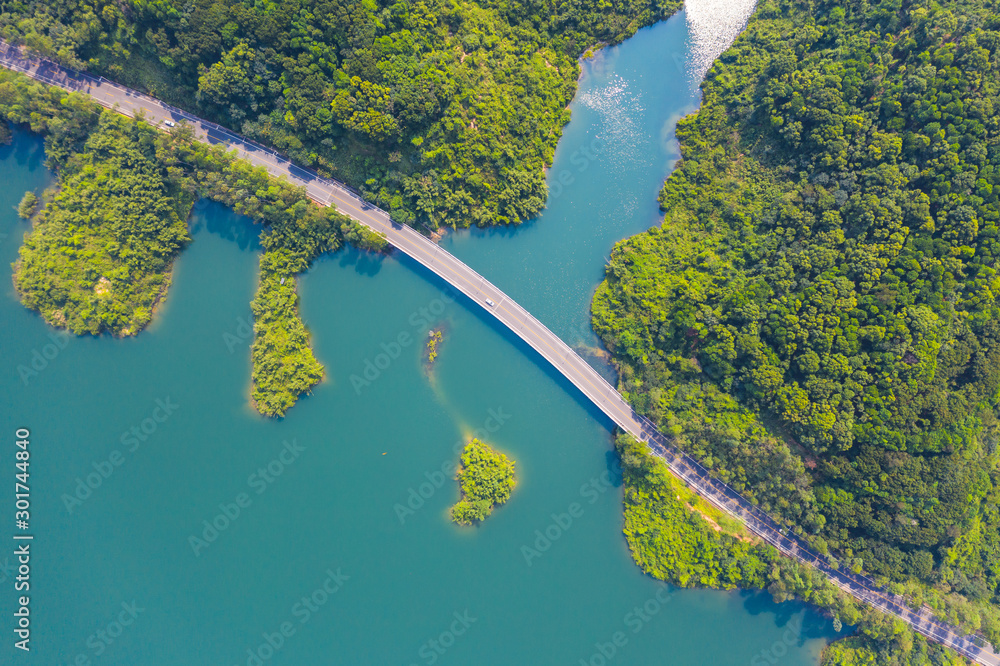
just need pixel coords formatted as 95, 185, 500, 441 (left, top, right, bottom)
340, 219, 389, 253
0, 0, 682, 229
451, 438, 516, 525
594, 0, 1000, 658
158, 123, 348, 416
0, 69, 355, 416
618, 434, 963, 665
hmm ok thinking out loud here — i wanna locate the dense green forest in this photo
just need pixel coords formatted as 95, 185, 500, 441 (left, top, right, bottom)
616, 434, 964, 665
0, 70, 352, 415
593, 0, 1000, 651
451, 437, 516, 524
248, 249, 325, 416
0, 0, 681, 228
12, 98, 190, 335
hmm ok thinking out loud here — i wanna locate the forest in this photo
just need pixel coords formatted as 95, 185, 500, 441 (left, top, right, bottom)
593, 0, 1000, 655
5, 0, 1000, 656
0, 0, 681, 228
616, 433, 964, 665
1, 70, 351, 415
15, 112, 190, 336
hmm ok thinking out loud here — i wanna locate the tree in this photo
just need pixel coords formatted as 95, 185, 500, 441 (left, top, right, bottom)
17, 191, 39, 219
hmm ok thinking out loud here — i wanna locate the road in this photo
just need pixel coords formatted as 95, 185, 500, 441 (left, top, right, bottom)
1, 39, 998, 665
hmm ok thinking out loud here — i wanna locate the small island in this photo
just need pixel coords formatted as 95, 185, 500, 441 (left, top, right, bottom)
450, 438, 516, 525
426, 328, 444, 365
426, 329, 443, 363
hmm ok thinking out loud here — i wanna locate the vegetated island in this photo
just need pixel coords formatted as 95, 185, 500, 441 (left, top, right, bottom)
450, 438, 516, 525
593, 0, 1000, 663
1, 71, 386, 417
427, 328, 444, 364
425, 325, 448, 370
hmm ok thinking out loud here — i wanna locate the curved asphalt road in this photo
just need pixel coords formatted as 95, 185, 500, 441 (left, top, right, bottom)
2, 39, 997, 665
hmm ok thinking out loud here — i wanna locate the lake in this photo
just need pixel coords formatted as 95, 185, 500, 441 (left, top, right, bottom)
0, 5, 844, 665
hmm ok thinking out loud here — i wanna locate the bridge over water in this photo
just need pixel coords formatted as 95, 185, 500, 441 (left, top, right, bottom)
2, 40, 997, 665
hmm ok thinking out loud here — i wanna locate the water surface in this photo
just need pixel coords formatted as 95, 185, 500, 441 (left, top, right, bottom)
2, 6, 846, 664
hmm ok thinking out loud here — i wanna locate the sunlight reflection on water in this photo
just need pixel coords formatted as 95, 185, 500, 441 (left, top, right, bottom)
579, 74, 648, 217
685, 0, 758, 82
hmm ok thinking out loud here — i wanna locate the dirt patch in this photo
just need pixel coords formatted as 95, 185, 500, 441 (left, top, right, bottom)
94, 276, 112, 296
682, 499, 754, 543
683, 501, 722, 532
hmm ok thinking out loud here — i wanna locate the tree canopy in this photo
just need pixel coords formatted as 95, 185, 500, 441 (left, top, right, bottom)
0, 0, 682, 228
617, 433, 966, 666
451, 438, 516, 524
14, 112, 190, 336
593, 0, 1000, 647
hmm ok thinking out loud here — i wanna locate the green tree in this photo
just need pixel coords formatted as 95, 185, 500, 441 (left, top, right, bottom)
17, 191, 39, 219
451, 438, 516, 525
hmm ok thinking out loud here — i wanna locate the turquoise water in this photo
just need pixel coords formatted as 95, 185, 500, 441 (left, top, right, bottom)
2, 10, 845, 666
441, 19, 698, 354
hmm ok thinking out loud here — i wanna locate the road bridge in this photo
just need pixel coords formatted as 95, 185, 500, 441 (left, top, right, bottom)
1, 39, 997, 665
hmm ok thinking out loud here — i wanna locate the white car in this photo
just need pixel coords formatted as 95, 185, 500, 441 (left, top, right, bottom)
486, 298, 496, 307
164, 120, 175, 127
